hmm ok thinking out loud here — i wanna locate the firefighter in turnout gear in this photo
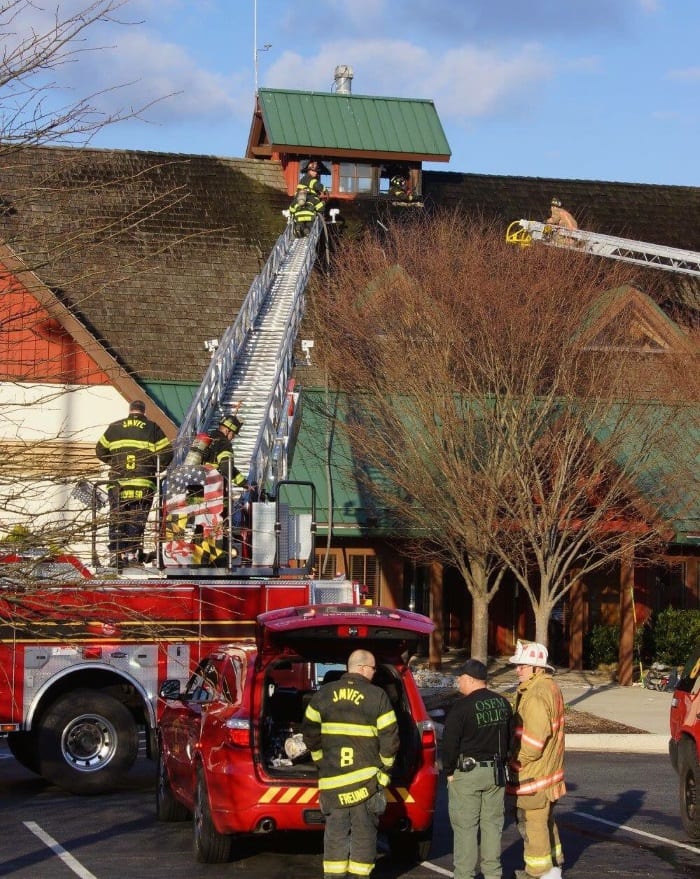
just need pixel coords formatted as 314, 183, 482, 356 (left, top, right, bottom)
201, 414, 247, 488
289, 159, 327, 237
302, 649, 399, 879
507, 641, 566, 879
96, 399, 173, 567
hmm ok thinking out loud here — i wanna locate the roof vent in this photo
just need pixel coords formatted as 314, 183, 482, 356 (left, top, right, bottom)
333, 65, 353, 94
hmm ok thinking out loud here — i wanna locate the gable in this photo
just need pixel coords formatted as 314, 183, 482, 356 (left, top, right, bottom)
581, 286, 693, 354
0, 271, 109, 384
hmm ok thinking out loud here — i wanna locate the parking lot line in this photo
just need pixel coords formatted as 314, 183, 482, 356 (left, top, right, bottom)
23, 821, 98, 879
572, 810, 700, 854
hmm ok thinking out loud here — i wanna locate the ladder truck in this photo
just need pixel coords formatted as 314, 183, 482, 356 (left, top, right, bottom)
506, 218, 700, 277
0, 214, 356, 794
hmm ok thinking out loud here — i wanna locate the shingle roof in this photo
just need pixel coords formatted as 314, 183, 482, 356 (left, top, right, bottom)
0, 146, 290, 414
1, 146, 698, 429
422, 170, 700, 313
256, 88, 451, 161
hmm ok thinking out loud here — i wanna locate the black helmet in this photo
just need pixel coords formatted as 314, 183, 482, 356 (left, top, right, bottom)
219, 415, 242, 435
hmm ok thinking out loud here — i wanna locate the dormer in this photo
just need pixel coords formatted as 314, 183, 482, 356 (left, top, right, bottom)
245, 66, 451, 199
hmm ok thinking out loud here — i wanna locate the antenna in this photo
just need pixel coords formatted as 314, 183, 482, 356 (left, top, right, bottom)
253, 0, 271, 95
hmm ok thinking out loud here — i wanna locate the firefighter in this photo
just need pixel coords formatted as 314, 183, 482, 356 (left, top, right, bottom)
202, 414, 247, 489
96, 399, 173, 567
302, 649, 399, 879
546, 197, 577, 231
289, 159, 327, 237
507, 640, 566, 879
388, 172, 414, 202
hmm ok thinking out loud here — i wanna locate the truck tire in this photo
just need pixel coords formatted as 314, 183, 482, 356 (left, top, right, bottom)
387, 825, 433, 863
156, 752, 190, 822
678, 739, 700, 840
7, 731, 40, 774
194, 767, 232, 863
37, 689, 138, 795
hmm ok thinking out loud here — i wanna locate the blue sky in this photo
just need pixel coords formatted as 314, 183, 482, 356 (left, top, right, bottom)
13, 0, 700, 186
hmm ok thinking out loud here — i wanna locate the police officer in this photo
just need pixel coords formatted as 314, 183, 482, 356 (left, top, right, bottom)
96, 399, 172, 567
443, 658, 512, 879
302, 649, 399, 879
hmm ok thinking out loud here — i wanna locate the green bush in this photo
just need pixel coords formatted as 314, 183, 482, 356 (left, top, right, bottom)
652, 609, 700, 665
584, 624, 619, 668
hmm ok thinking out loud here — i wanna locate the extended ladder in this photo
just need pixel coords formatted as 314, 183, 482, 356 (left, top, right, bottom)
506, 219, 700, 278
172, 216, 324, 489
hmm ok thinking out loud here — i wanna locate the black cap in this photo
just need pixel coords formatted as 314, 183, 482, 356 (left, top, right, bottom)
129, 400, 146, 414
457, 658, 487, 681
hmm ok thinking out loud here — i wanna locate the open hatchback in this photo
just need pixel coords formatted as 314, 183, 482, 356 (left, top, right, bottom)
157, 604, 438, 864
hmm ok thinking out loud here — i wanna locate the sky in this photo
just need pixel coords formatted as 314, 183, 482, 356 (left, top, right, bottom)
9, 0, 700, 186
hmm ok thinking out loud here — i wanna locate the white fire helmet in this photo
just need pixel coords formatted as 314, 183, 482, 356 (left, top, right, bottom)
508, 639, 554, 671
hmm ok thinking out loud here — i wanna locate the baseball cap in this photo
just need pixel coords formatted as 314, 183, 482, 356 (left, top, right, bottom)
457, 658, 487, 681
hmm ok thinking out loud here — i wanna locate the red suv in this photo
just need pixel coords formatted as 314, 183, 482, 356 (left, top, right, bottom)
669, 640, 700, 840
157, 604, 438, 863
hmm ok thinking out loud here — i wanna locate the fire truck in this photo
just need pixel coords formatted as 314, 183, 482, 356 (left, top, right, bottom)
0, 215, 358, 795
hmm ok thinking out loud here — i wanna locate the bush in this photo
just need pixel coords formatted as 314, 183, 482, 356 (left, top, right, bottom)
584, 624, 619, 668
652, 609, 700, 665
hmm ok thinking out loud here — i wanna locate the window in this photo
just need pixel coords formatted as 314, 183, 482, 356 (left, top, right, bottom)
338, 162, 373, 194
348, 552, 380, 602
314, 551, 339, 578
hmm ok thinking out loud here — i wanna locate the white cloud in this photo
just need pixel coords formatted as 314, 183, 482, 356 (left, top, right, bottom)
667, 67, 700, 82
265, 39, 554, 120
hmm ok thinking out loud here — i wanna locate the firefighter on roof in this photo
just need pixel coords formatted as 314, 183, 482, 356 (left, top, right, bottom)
302, 649, 399, 879
289, 159, 328, 237
96, 399, 173, 567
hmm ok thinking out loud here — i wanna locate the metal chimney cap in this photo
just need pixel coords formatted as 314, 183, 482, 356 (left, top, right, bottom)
334, 65, 354, 94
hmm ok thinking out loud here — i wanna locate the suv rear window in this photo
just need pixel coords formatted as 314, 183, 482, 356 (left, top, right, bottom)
676, 643, 700, 694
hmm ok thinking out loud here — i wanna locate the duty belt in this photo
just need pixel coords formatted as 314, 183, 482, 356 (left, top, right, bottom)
457, 756, 496, 771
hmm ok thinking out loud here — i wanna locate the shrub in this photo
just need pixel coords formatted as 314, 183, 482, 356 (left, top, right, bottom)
584, 624, 619, 668
652, 609, 700, 666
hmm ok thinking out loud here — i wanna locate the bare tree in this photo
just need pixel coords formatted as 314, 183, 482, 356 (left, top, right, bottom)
0, 1, 184, 561
309, 213, 696, 659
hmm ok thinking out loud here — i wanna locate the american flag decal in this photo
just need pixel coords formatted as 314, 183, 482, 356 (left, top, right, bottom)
163, 464, 225, 566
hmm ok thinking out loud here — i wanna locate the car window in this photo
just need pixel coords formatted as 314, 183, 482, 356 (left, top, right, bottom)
677, 643, 700, 694
184, 659, 220, 702
221, 656, 244, 705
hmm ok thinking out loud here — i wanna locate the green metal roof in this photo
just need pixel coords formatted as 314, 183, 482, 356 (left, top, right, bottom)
289, 390, 700, 546
257, 88, 451, 161
286, 390, 396, 536
143, 381, 199, 425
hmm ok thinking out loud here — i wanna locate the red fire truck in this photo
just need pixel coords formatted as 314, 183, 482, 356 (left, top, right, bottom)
0, 217, 359, 794
0, 545, 357, 795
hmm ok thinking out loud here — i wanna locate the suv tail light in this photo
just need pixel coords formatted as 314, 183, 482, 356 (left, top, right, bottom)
417, 720, 436, 749
225, 717, 251, 746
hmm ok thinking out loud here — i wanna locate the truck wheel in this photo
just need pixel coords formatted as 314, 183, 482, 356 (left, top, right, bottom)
156, 752, 189, 822
193, 767, 232, 863
7, 731, 40, 774
678, 740, 700, 840
388, 825, 433, 863
38, 689, 138, 795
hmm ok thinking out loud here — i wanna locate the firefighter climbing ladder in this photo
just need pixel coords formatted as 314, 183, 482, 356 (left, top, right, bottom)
506, 219, 700, 277
173, 216, 324, 491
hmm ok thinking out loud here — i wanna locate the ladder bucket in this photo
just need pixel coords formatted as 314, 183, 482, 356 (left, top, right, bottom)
506, 220, 533, 247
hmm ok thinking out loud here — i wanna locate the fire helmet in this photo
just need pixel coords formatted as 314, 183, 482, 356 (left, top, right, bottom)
508, 639, 554, 670
219, 415, 242, 435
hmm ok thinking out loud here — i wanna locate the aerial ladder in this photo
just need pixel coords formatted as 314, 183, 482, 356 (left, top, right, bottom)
506, 219, 700, 278
161, 214, 330, 575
